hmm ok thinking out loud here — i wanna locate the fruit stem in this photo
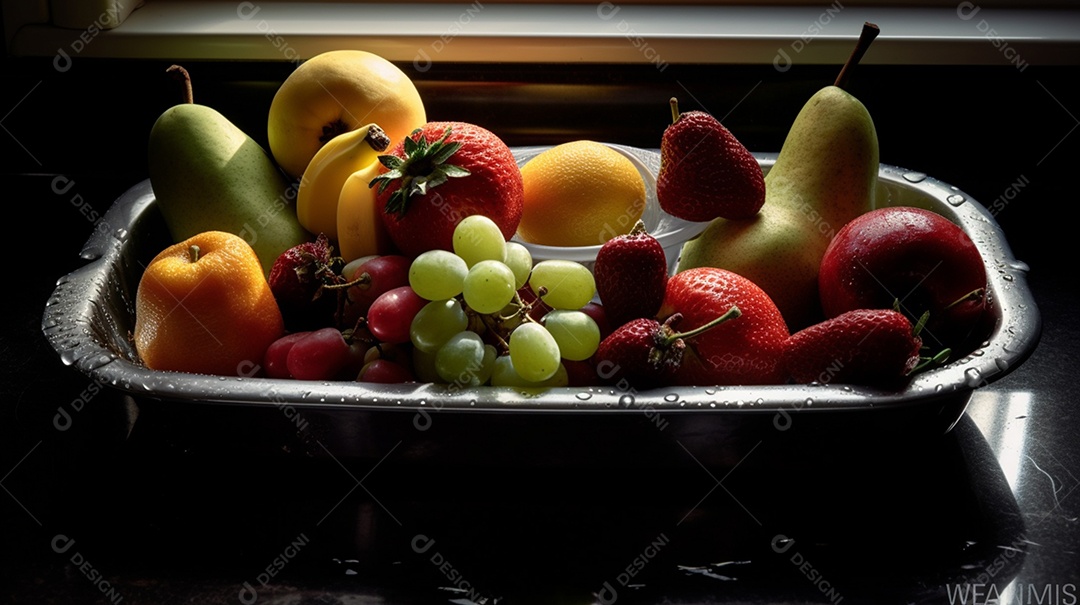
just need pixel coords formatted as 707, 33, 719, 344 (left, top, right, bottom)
669, 97, 680, 124
166, 64, 194, 104
188, 244, 200, 263
834, 22, 880, 90
944, 288, 984, 311
322, 271, 371, 291
365, 125, 391, 153
659, 306, 741, 347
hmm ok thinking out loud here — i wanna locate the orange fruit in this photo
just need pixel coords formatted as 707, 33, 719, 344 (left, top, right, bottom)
517, 141, 647, 247
134, 231, 285, 376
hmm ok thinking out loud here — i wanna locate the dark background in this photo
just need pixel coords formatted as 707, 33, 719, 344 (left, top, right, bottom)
3, 24, 1079, 605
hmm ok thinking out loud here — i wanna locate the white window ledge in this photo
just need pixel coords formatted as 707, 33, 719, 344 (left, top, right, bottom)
9, 1, 1080, 67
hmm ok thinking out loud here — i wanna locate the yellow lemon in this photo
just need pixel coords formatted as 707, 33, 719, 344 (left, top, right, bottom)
517, 141, 647, 247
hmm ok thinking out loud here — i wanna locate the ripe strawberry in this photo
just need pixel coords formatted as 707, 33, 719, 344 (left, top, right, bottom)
370, 122, 524, 257
781, 308, 925, 387
595, 267, 789, 388
268, 233, 346, 331
595, 311, 739, 389
660, 267, 789, 386
595, 317, 682, 389
594, 220, 668, 328
657, 98, 765, 222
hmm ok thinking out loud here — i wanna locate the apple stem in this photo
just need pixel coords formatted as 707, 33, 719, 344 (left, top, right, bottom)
166, 64, 194, 104
834, 22, 880, 90
188, 244, 200, 263
669, 97, 680, 124
660, 306, 741, 347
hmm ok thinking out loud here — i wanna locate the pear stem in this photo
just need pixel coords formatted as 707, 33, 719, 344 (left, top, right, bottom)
188, 244, 200, 263
669, 97, 680, 124
167, 64, 194, 104
834, 22, 880, 90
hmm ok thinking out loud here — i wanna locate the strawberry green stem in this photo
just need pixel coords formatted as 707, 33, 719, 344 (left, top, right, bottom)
659, 306, 741, 347
669, 97, 680, 124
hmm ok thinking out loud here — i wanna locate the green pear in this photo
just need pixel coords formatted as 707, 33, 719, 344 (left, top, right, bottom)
148, 66, 310, 276
677, 23, 880, 330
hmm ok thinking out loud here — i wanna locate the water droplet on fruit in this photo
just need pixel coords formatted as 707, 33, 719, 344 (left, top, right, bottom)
947, 194, 966, 206
964, 368, 983, 388
576, 392, 592, 401
903, 171, 927, 183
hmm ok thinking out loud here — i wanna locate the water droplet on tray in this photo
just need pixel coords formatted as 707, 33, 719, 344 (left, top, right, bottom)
947, 194, 966, 206
964, 368, 983, 388
903, 171, 927, 183
576, 392, 592, 401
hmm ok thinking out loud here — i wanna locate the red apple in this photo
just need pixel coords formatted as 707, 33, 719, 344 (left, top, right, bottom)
818, 206, 994, 354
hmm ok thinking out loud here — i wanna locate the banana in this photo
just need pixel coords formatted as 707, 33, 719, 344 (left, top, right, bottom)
337, 161, 396, 263
296, 123, 390, 240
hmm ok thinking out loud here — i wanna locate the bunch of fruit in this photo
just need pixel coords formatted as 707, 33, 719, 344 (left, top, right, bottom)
254, 214, 605, 387
133, 23, 997, 392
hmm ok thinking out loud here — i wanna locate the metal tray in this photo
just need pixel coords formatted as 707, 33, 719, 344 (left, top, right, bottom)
41, 148, 1042, 467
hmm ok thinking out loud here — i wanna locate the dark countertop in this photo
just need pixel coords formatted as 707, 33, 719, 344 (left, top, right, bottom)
3, 56, 1079, 604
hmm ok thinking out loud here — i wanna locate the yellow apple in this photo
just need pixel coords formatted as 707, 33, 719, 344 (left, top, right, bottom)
268, 50, 427, 179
